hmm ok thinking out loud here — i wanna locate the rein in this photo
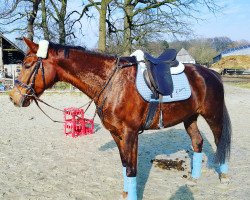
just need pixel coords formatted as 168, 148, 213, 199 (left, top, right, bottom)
93, 57, 137, 120
15, 54, 137, 124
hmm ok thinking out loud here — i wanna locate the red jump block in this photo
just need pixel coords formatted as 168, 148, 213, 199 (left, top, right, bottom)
63, 107, 94, 137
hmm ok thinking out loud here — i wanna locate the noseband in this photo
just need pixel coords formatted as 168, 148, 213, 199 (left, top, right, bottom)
15, 55, 46, 99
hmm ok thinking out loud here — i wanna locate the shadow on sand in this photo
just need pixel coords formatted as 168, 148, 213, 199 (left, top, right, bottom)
169, 185, 194, 200
99, 128, 216, 199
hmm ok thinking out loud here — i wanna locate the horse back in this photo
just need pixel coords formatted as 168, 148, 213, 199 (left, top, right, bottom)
99, 63, 224, 133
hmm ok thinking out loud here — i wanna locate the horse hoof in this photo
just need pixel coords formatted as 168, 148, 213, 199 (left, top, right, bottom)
122, 191, 128, 199
219, 173, 230, 184
186, 177, 198, 186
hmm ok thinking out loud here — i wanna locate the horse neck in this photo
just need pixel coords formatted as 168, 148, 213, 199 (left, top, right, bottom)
54, 50, 116, 99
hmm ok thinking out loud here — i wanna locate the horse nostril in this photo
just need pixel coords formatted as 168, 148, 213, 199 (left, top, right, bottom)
9, 96, 19, 107
9, 96, 13, 103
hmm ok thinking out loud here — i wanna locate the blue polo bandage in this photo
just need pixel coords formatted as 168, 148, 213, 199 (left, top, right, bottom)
191, 152, 203, 179
127, 177, 137, 200
219, 163, 228, 174
123, 167, 128, 192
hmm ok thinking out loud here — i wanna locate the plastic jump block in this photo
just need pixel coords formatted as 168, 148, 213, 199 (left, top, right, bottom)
63, 107, 94, 137
64, 119, 85, 137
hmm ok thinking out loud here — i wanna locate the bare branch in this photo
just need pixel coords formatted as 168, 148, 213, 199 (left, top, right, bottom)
88, 0, 101, 12
0, 0, 22, 17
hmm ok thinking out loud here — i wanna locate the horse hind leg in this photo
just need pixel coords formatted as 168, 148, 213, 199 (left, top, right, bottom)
202, 104, 232, 183
184, 115, 204, 181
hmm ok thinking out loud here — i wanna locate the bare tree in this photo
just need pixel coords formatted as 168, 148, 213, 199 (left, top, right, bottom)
0, 0, 21, 18
189, 39, 217, 65
0, 0, 96, 44
86, 0, 113, 52
27, 0, 41, 41
41, 0, 49, 40
45, 0, 102, 44
0, 0, 41, 41
47, 0, 68, 44
109, 0, 220, 55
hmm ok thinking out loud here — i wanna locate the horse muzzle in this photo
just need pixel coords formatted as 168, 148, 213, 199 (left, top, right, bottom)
9, 89, 32, 107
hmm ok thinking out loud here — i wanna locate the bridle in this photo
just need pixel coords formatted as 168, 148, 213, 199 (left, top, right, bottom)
14, 54, 46, 100
13, 54, 66, 122
14, 53, 137, 124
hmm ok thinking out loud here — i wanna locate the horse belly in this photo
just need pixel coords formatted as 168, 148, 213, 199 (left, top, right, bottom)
149, 100, 198, 129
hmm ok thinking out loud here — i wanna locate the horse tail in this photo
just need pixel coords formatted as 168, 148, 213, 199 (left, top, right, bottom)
215, 103, 232, 164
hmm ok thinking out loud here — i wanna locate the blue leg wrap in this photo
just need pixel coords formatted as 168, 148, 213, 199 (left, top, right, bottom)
127, 177, 137, 200
191, 152, 203, 179
123, 167, 128, 192
219, 163, 228, 174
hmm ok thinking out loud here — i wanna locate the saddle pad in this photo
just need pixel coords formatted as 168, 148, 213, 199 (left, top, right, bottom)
135, 60, 192, 103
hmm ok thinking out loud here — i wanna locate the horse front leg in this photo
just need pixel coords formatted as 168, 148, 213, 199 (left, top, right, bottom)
110, 132, 128, 198
124, 129, 138, 200
111, 129, 138, 200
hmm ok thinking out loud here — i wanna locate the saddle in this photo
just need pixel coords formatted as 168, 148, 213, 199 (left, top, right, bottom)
143, 49, 179, 99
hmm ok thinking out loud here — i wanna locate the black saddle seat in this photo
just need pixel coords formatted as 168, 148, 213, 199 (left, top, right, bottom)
144, 49, 179, 67
143, 49, 179, 98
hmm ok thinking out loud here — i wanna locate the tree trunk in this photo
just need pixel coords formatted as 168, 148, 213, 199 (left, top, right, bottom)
41, 0, 50, 40
123, 0, 134, 55
59, 21, 66, 44
98, 0, 112, 52
59, 0, 67, 44
0, 37, 3, 71
27, 0, 41, 41
98, 1, 108, 52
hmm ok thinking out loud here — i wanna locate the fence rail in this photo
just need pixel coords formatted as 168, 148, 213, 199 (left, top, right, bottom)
0, 80, 78, 92
221, 69, 250, 75
0, 78, 13, 91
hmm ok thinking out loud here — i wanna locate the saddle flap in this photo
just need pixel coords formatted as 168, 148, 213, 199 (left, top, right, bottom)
150, 63, 174, 95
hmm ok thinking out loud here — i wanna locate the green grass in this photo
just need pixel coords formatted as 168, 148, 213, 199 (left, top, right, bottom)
44, 91, 84, 96
53, 82, 72, 90
0, 91, 9, 95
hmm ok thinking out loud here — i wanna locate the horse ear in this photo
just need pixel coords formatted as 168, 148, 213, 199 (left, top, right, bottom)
23, 37, 38, 53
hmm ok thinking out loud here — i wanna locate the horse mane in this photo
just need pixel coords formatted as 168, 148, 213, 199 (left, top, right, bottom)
49, 42, 86, 58
49, 42, 116, 60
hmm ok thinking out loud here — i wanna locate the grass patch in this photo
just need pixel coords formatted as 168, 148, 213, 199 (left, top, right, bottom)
52, 82, 72, 90
0, 91, 9, 95
44, 91, 84, 96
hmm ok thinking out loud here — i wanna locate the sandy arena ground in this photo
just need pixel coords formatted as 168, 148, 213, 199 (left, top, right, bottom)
0, 84, 250, 200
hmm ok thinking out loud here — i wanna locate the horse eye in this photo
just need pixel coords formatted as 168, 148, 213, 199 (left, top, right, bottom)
24, 65, 31, 69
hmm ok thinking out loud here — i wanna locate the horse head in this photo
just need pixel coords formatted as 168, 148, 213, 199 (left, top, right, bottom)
9, 38, 57, 107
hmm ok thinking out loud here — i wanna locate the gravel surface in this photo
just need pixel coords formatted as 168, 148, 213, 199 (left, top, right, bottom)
0, 84, 249, 200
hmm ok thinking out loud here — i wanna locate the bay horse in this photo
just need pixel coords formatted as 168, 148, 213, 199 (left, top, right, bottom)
9, 38, 231, 200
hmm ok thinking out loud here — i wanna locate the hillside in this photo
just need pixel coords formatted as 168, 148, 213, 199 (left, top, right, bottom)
212, 55, 250, 69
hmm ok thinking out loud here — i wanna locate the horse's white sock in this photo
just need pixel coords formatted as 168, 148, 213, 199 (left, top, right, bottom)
191, 152, 203, 179
123, 167, 128, 192
127, 176, 137, 200
219, 163, 228, 174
